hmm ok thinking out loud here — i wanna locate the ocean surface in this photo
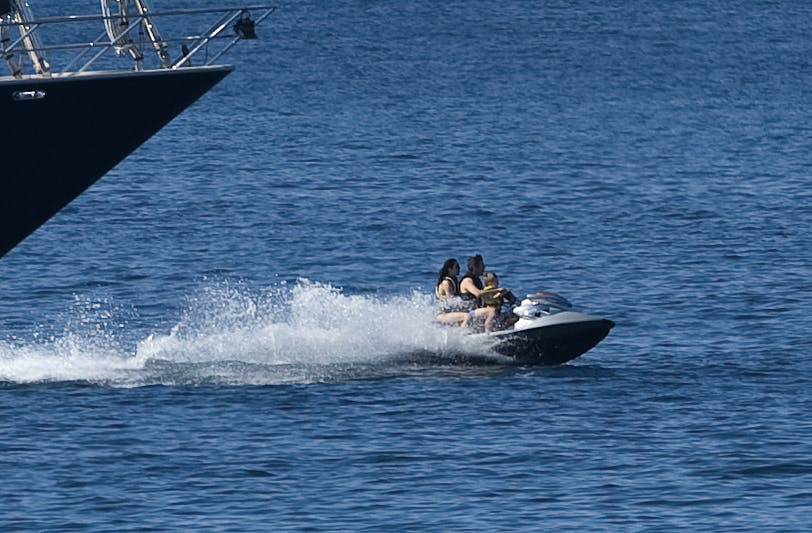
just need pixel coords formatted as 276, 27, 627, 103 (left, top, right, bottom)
2, 0, 811, 530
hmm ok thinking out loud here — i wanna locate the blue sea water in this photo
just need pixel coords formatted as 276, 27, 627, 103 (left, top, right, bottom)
2, 0, 812, 530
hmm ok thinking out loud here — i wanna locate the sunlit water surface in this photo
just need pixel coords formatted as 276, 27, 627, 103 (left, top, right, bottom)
1, 0, 811, 530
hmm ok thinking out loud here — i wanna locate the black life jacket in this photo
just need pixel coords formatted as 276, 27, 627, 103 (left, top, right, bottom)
460, 272, 484, 306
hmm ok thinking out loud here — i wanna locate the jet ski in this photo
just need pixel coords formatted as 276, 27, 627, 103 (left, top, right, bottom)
484, 291, 614, 365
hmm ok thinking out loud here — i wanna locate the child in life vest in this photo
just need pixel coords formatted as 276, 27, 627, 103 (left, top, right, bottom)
482, 272, 518, 329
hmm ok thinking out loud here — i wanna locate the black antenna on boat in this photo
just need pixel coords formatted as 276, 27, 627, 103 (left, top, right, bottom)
234, 12, 257, 39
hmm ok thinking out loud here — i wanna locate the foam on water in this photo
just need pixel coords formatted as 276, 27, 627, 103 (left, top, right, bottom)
0, 280, 502, 386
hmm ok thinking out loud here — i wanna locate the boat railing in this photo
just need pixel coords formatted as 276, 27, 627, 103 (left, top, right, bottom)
0, 4, 276, 78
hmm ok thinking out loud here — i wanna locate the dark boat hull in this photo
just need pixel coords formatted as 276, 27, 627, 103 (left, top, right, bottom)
0, 66, 233, 258
490, 313, 614, 365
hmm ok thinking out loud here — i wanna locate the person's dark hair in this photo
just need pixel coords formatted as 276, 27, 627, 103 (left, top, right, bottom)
466, 254, 483, 273
437, 258, 459, 285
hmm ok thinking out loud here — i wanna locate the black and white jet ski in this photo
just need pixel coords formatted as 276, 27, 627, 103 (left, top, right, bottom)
484, 291, 614, 365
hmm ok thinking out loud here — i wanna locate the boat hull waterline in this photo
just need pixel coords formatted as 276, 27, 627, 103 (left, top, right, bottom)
0, 66, 232, 258
0, 3, 276, 259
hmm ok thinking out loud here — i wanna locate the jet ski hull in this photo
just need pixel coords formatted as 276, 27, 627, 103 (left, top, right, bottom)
489, 312, 614, 365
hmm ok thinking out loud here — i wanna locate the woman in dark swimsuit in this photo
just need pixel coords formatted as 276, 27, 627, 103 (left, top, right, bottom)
435, 258, 470, 327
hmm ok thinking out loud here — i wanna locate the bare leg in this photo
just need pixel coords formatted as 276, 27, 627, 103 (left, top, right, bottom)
475, 307, 497, 333
436, 312, 470, 327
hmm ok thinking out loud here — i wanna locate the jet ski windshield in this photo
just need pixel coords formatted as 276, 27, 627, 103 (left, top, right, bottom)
524, 291, 572, 310
512, 291, 573, 319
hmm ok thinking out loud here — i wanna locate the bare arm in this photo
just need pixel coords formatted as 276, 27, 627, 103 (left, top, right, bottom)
460, 278, 504, 298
